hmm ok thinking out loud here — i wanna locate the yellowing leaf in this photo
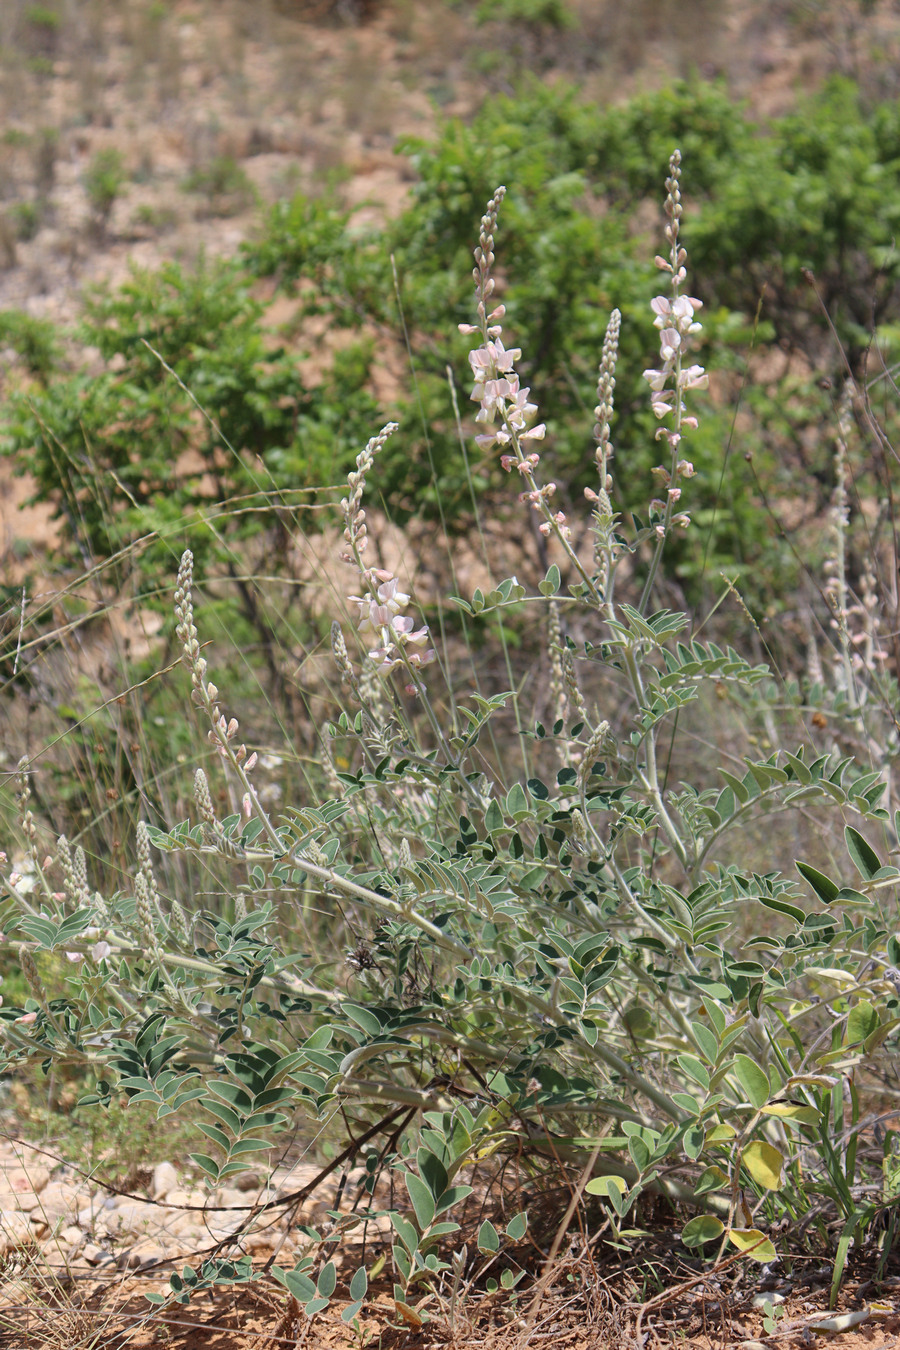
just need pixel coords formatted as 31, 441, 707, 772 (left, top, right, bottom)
585, 1175, 628, 1198
727, 1228, 777, 1261
394, 1300, 424, 1328
805, 966, 857, 986
696, 1164, 729, 1196
761, 1103, 820, 1126
704, 1122, 736, 1146
742, 1140, 784, 1190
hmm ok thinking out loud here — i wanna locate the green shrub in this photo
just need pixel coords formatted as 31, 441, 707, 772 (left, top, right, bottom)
0, 308, 60, 381
83, 147, 128, 235
182, 155, 257, 218
2, 255, 379, 593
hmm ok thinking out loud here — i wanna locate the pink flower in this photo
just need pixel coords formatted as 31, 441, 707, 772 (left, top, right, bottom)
659, 328, 681, 361
643, 368, 667, 392
682, 365, 708, 390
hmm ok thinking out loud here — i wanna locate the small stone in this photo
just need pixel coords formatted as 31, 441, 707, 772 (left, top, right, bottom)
166, 1213, 207, 1240
59, 1225, 84, 1249
232, 1170, 265, 1192
162, 1188, 206, 1208
213, 1186, 245, 1209
751, 1292, 785, 1309
121, 1239, 167, 1270
77, 1198, 108, 1229
7, 1166, 50, 1197
104, 1201, 156, 1238
0, 1210, 36, 1254
82, 1242, 114, 1266
30, 1181, 80, 1222
151, 1161, 178, 1200
12, 1192, 43, 1214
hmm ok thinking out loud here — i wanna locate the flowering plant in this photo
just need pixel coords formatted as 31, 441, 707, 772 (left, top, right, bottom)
0, 152, 897, 1331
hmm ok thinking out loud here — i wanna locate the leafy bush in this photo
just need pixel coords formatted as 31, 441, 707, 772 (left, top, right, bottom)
235, 82, 798, 601
83, 147, 128, 235
182, 155, 257, 218
2, 256, 379, 594
3, 165, 900, 1327
9, 75, 900, 621
0, 308, 60, 381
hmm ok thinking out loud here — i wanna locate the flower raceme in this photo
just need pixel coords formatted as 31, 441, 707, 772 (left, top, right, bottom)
347, 572, 434, 677
643, 295, 708, 425
460, 186, 574, 544
637, 150, 708, 549
341, 426, 436, 683
466, 337, 546, 453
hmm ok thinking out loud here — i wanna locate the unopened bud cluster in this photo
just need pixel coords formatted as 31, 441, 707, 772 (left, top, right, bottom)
19, 946, 46, 1007
584, 309, 622, 585
175, 552, 258, 780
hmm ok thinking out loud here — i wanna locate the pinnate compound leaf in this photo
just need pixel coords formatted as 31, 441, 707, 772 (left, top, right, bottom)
435, 1184, 473, 1215
676, 1054, 710, 1090
742, 1140, 784, 1190
283, 1270, 317, 1301
866, 1015, 900, 1054
416, 1148, 448, 1201
758, 894, 806, 923
389, 1211, 419, 1254
691, 1021, 720, 1064
695, 1165, 728, 1196
189, 1153, 220, 1181
505, 783, 530, 821
539, 564, 561, 596
304, 1297, 330, 1317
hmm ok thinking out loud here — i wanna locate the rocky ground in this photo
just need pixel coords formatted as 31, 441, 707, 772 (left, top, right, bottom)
0, 1133, 407, 1347
0, 1136, 349, 1274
